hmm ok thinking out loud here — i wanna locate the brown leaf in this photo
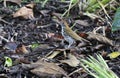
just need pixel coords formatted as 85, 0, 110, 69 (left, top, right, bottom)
53, 34, 64, 39
60, 53, 80, 67
3, 42, 28, 54
87, 32, 113, 45
0, 74, 8, 78
16, 44, 29, 54
13, 3, 35, 19
40, 10, 51, 16
14, 58, 30, 65
75, 20, 89, 27
4, 0, 22, 7
47, 50, 61, 59
22, 61, 68, 78
47, 33, 55, 38
78, 32, 88, 38
51, 34, 64, 42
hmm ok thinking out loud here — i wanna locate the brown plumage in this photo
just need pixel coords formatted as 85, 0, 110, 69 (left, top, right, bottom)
63, 20, 90, 43
52, 13, 90, 48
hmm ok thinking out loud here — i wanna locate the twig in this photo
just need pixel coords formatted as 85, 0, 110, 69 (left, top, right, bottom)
93, 26, 106, 36
37, 23, 53, 28
0, 36, 9, 42
62, 0, 79, 17
0, 17, 12, 25
97, 0, 112, 27
68, 68, 83, 76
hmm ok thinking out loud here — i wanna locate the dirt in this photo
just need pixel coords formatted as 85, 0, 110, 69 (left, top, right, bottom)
0, 0, 120, 78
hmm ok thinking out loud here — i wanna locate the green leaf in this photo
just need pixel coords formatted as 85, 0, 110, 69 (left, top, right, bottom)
71, 0, 78, 4
80, 54, 118, 78
112, 7, 120, 32
86, 0, 111, 12
4, 56, 13, 67
108, 52, 120, 59
31, 43, 39, 49
42, 0, 48, 7
87, 0, 97, 7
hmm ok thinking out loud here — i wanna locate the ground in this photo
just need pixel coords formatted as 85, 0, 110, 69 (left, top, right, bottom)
0, 0, 120, 78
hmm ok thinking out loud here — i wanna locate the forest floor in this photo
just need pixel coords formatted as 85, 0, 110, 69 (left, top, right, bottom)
0, 0, 120, 78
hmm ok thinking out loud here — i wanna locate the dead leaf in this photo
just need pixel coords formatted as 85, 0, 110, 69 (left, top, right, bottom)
14, 58, 30, 65
47, 33, 55, 38
16, 44, 29, 54
3, 42, 28, 54
40, 10, 51, 16
47, 50, 61, 59
13, 3, 35, 19
60, 53, 80, 67
22, 61, 68, 78
3, 42, 18, 52
4, 0, 22, 7
46, 49, 71, 59
87, 32, 113, 45
0, 74, 8, 78
32, 44, 54, 52
48, 34, 64, 43
78, 32, 88, 38
0, 15, 12, 25
75, 20, 89, 27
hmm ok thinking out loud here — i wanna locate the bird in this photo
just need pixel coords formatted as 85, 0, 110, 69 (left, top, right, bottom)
60, 21, 75, 48
60, 20, 90, 48
52, 13, 90, 48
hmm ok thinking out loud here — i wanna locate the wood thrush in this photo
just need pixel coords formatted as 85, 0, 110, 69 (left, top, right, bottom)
59, 19, 90, 48
52, 13, 90, 48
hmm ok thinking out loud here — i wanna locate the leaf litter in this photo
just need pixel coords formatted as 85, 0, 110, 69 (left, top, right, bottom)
22, 60, 69, 78
0, 0, 120, 78
13, 3, 35, 19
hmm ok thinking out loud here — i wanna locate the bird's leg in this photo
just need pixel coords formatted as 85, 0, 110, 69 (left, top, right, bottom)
60, 39, 65, 47
61, 38, 74, 49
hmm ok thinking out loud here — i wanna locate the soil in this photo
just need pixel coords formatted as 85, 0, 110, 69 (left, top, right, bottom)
0, 0, 120, 78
